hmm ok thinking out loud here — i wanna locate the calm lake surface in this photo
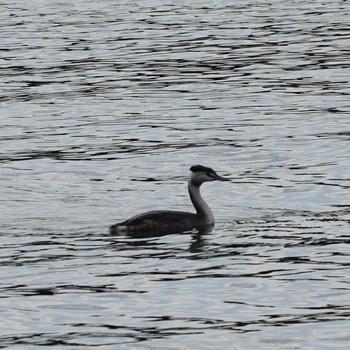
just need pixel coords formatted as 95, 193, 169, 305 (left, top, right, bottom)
1, 0, 350, 349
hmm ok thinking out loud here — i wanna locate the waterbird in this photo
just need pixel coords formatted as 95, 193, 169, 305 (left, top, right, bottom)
109, 165, 230, 235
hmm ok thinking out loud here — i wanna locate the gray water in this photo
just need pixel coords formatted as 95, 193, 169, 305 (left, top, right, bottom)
1, 0, 350, 349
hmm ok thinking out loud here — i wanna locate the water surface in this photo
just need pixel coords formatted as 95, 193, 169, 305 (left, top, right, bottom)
1, 0, 350, 349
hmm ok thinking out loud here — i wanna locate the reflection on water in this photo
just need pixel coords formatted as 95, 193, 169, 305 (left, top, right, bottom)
1, 0, 350, 348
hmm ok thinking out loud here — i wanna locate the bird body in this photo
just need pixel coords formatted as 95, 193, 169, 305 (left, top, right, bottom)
110, 165, 229, 235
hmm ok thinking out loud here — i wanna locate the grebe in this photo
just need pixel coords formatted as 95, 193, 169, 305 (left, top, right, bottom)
109, 165, 230, 235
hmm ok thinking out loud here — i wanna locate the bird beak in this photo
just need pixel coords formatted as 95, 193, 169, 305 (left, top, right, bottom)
211, 173, 231, 181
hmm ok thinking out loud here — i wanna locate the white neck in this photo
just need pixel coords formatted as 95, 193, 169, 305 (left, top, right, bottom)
188, 182, 214, 224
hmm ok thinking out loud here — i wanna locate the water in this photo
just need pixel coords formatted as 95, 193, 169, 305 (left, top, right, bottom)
1, 0, 350, 348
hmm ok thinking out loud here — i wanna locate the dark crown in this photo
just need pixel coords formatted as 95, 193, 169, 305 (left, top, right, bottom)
190, 165, 216, 174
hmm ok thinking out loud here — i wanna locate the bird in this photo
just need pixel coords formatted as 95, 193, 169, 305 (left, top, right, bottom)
109, 165, 230, 235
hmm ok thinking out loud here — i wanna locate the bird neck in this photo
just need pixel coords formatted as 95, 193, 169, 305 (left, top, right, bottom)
188, 182, 214, 224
